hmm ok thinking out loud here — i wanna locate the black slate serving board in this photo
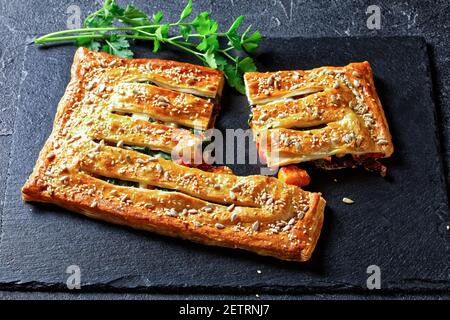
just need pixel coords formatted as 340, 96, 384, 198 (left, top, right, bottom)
0, 37, 449, 294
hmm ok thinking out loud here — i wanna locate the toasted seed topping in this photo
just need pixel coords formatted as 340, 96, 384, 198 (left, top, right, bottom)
60, 176, 69, 184
188, 209, 198, 214
229, 191, 237, 200
230, 212, 238, 222
204, 207, 213, 213
215, 223, 225, 229
193, 220, 201, 228
342, 197, 354, 204
167, 208, 178, 217
116, 140, 124, 148
227, 204, 235, 212
252, 221, 260, 232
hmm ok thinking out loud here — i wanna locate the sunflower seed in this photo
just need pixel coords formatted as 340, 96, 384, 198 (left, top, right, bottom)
215, 223, 225, 229
342, 197, 354, 204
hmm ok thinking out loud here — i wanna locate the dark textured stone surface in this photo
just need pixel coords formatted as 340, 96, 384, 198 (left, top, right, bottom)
0, 0, 449, 298
0, 36, 449, 297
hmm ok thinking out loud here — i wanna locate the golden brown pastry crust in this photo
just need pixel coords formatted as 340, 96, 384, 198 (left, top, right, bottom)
22, 48, 325, 262
244, 62, 394, 167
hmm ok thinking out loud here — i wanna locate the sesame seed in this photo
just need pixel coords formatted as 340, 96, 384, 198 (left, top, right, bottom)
288, 218, 296, 225
188, 209, 198, 214
229, 191, 237, 200
90, 200, 97, 208
282, 225, 291, 232
332, 81, 340, 89
85, 82, 94, 91
230, 212, 238, 222
353, 80, 360, 88
342, 197, 354, 204
204, 207, 213, 213
215, 223, 225, 229
297, 212, 305, 220
168, 208, 178, 217
156, 164, 163, 173
193, 221, 201, 228
60, 176, 69, 184
116, 140, 124, 148
228, 204, 235, 212
252, 221, 260, 232
47, 152, 55, 160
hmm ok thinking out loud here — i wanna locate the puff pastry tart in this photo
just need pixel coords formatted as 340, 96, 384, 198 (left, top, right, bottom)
244, 62, 394, 170
22, 48, 325, 262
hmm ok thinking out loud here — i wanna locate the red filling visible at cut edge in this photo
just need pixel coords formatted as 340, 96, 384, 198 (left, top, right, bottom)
314, 153, 388, 177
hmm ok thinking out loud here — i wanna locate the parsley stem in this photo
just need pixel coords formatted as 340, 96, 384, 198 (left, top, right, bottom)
219, 49, 238, 63
35, 34, 155, 44
167, 40, 206, 63
34, 27, 138, 43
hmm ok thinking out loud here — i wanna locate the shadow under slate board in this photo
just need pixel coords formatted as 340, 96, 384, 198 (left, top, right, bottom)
0, 36, 449, 294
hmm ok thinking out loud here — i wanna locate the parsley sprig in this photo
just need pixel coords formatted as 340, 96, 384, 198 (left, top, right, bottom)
34, 0, 262, 94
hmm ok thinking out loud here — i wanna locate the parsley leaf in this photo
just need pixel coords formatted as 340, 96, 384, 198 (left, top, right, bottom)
226, 15, 245, 50
179, 0, 193, 22
192, 12, 218, 35
103, 35, 133, 58
241, 27, 262, 53
120, 5, 151, 27
204, 48, 217, 68
34, 0, 263, 94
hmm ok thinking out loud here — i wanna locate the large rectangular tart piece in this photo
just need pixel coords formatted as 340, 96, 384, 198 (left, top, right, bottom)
22, 48, 326, 262
244, 62, 394, 169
